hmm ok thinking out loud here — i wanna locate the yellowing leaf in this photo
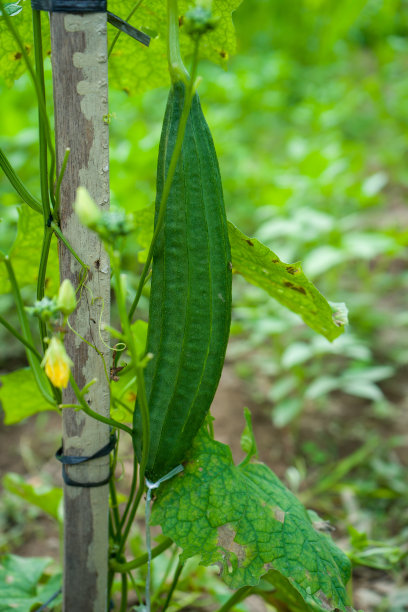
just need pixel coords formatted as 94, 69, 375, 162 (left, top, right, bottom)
228, 222, 347, 341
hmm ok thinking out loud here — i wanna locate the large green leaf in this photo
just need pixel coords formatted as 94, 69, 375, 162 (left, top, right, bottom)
151, 426, 355, 611
0, 205, 59, 294
3, 472, 63, 522
0, 554, 61, 612
228, 222, 347, 341
0, 367, 58, 424
108, 0, 243, 94
1, 0, 242, 93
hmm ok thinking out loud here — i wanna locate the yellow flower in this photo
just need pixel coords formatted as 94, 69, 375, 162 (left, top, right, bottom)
42, 337, 73, 389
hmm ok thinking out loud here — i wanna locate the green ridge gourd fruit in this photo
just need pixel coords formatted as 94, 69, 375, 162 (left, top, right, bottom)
133, 80, 232, 481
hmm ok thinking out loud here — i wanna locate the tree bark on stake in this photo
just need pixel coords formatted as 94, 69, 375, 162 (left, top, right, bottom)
50, 10, 110, 611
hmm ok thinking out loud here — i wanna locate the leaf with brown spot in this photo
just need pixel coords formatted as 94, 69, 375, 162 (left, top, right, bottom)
228, 222, 347, 342
0, 0, 51, 85
107, 0, 243, 94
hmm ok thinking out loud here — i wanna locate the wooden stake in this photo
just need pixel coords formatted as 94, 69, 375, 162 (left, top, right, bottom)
50, 12, 110, 611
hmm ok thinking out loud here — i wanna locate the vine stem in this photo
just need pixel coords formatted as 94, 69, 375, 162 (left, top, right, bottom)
0, 148, 43, 214
109, 467, 121, 535
53, 147, 70, 219
32, 9, 52, 218
109, 537, 174, 572
36, 227, 53, 351
61, 392, 134, 438
118, 451, 138, 530
215, 586, 254, 612
119, 573, 128, 612
150, 544, 179, 607
4, 257, 57, 405
108, 248, 150, 557
127, 3, 200, 322
51, 222, 88, 271
32, 8, 56, 354
0, 314, 42, 361
161, 560, 184, 612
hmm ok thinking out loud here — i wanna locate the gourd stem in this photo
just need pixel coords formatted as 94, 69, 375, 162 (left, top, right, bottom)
167, 0, 189, 83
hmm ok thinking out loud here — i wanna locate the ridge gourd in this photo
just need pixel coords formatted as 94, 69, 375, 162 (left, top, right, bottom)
133, 80, 232, 481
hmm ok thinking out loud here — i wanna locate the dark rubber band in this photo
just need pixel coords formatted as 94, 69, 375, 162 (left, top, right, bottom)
56, 432, 116, 488
31, 0, 106, 12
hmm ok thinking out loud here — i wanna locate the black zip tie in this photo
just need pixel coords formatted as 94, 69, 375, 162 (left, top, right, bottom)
107, 11, 150, 47
30, 1, 151, 48
31, 0, 107, 11
55, 431, 117, 487
36, 587, 62, 612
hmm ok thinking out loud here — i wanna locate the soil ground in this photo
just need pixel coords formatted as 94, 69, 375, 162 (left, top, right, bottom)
0, 363, 406, 611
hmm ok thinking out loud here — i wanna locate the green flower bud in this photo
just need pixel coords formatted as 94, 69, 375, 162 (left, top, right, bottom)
26, 296, 59, 322
57, 279, 77, 316
98, 210, 134, 243
74, 187, 102, 228
184, 6, 218, 37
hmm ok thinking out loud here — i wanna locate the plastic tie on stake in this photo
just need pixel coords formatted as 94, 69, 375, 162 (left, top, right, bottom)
107, 12, 150, 47
31, 0, 107, 11
144, 465, 184, 612
55, 431, 117, 487
30, 0, 151, 48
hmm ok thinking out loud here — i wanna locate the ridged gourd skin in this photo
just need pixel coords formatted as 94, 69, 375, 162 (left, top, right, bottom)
133, 81, 232, 481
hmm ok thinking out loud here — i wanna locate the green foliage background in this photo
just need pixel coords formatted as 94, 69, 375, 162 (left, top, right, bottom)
1, 0, 408, 609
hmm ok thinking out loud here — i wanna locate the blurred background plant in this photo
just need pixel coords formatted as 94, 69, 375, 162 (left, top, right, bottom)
1, 0, 408, 609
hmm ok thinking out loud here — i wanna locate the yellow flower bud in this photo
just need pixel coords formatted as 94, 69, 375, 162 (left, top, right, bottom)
42, 337, 73, 389
57, 279, 77, 316
74, 187, 101, 228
